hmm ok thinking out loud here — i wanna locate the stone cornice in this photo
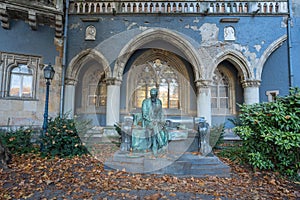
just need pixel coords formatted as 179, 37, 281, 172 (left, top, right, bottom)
0, 1, 63, 37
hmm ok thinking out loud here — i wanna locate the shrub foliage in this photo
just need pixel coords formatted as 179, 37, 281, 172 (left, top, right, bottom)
234, 87, 300, 177
41, 116, 89, 158
0, 127, 38, 155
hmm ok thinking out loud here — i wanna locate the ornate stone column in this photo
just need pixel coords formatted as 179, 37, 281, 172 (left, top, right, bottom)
242, 80, 261, 105
196, 80, 212, 125
106, 78, 121, 126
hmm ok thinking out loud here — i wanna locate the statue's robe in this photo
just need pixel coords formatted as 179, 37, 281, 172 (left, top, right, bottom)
141, 98, 168, 155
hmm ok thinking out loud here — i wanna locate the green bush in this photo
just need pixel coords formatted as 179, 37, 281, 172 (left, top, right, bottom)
41, 116, 89, 158
234, 87, 300, 177
0, 127, 38, 155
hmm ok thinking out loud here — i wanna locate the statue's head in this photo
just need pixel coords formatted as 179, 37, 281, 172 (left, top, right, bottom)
150, 88, 158, 98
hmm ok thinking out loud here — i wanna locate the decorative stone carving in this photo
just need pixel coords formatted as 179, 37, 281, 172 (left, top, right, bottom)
55, 15, 63, 38
106, 77, 121, 86
85, 25, 96, 41
224, 26, 235, 41
65, 78, 77, 86
195, 79, 212, 89
0, 1, 63, 38
28, 10, 37, 30
241, 80, 261, 88
0, 4, 9, 29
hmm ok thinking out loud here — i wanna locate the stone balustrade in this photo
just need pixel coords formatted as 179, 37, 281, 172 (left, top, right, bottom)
70, 1, 288, 15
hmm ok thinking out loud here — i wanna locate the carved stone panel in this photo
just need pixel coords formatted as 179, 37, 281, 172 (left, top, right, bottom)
85, 25, 96, 41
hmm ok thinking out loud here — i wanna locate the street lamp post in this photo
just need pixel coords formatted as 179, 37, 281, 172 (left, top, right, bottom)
41, 63, 55, 151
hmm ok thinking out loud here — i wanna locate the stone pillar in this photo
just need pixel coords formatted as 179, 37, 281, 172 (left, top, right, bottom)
63, 79, 77, 118
196, 80, 212, 125
106, 78, 121, 126
242, 80, 261, 104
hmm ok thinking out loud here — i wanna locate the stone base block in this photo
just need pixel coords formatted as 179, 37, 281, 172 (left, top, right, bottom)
104, 151, 231, 177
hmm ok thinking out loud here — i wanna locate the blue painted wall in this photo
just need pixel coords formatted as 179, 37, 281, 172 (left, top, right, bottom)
260, 41, 289, 101
0, 20, 58, 64
291, 0, 300, 87
67, 15, 288, 67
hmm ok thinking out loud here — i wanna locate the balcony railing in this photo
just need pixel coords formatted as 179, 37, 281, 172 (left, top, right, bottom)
69, 1, 288, 15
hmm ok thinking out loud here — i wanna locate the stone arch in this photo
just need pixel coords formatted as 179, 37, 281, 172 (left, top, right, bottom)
67, 48, 111, 82
113, 28, 203, 81
256, 35, 287, 80
212, 49, 252, 81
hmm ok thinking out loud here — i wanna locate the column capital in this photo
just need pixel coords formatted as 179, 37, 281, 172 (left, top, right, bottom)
106, 77, 122, 86
195, 79, 212, 89
241, 80, 261, 88
65, 78, 77, 85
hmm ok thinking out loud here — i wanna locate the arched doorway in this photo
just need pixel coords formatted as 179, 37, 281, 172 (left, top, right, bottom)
211, 60, 244, 130
75, 61, 107, 126
65, 49, 110, 126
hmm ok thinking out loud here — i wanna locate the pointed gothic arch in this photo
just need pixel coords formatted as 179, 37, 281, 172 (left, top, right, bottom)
256, 35, 287, 79
113, 28, 203, 82
67, 48, 111, 82
212, 49, 252, 81
64, 49, 111, 125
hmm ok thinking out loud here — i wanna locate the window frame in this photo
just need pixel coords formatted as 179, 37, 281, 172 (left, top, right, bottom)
211, 68, 235, 115
1, 52, 41, 100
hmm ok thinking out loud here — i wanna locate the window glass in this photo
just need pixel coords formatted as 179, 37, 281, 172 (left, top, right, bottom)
22, 75, 33, 97
9, 64, 33, 97
159, 79, 168, 108
211, 86, 217, 97
136, 85, 146, 108
211, 69, 230, 113
9, 74, 21, 96
99, 84, 107, 106
169, 80, 179, 109
219, 86, 228, 97
134, 59, 179, 109
88, 82, 106, 107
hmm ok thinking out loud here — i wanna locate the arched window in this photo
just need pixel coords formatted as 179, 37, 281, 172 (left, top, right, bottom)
211, 69, 230, 114
9, 64, 33, 97
134, 59, 179, 109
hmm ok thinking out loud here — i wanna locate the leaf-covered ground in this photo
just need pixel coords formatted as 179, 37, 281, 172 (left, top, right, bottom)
0, 148, 299, 199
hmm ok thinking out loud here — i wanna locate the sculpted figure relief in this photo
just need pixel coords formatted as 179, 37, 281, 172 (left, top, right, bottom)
141, 88, 168, 156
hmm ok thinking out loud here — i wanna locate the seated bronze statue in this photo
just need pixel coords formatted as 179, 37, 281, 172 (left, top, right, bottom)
131, 88, 168, 156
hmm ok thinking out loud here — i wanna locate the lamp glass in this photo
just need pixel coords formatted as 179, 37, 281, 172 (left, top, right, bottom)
43, 64, 55, 80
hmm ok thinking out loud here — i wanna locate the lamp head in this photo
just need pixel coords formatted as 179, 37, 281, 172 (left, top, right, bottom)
43, 63, 55, 80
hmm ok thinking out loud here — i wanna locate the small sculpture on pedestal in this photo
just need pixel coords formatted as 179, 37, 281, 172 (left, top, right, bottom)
197, 117, 212, 155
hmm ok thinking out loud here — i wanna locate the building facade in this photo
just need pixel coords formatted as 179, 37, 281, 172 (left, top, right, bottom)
0, 0, 63, 127
0, 0, 299, 130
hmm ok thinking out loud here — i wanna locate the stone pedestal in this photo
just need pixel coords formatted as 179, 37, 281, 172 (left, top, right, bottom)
104, 138, 230, 177
104, 151, 230, 177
